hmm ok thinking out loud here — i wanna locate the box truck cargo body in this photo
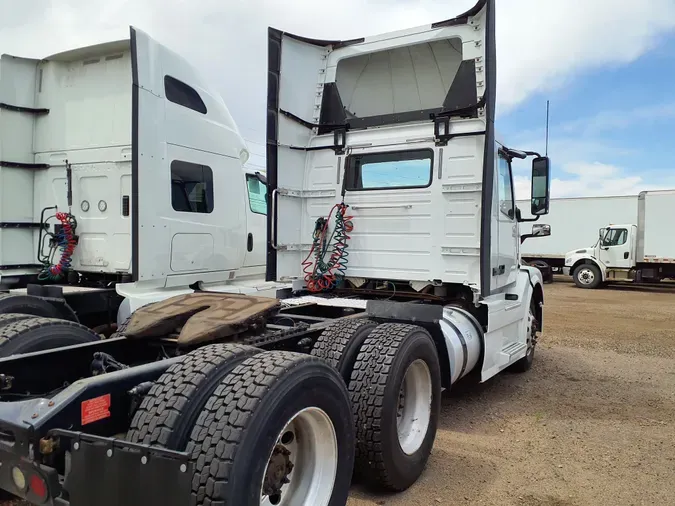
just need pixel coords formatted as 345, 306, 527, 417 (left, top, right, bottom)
564, 190, 675, 288
516, 195, 639, 270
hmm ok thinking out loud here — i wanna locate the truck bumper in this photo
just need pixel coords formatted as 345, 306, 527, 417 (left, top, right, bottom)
563, 267, 571, 276
0, 430, 193, 506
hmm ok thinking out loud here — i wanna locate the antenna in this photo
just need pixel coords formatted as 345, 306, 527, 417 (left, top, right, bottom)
545, 100, 550, 157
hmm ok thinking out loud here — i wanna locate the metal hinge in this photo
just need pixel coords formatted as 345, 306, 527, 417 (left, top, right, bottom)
276, 243, 313, 252
276, 188, 337, 199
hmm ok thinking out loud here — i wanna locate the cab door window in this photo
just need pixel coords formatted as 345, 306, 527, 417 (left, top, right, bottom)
602, 229, 627, 247
497, 152, 515, 220
246, 175, 267, 215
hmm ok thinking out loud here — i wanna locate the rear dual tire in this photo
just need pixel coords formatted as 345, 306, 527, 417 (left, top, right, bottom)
348, 323, 441, 491
187, 352, 353, 506
128, 346, 354, 506
312, 320, 442, 492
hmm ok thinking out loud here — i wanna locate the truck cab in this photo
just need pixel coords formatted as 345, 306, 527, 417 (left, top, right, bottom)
0, 31, 277, 327
564, 224, 637, 288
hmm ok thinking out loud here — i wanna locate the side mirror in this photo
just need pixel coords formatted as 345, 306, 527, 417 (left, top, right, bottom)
531, 156, 551, 216
532, 224, 551, 237
599, 227, 605, 238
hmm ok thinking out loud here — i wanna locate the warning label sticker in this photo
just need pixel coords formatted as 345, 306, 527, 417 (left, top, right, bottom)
81, 394, 111, 426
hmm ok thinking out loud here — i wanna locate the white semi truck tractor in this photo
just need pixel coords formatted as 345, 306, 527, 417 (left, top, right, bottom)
0, 0, 553, 504
564, 190, 675, 288
0, 34, 276, 350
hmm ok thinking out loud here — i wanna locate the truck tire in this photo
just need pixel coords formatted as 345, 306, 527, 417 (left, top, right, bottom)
349, 323, 441, 492
109, 316, 131, 339
0, 313, 35, 330
186, 351, 354, 506
0, 318, 100, 357
0, 293, 70, 320
310, 318, 378, 382
127, 343, 261, 450
573, 263, 602, 289
510, 300, 539, 373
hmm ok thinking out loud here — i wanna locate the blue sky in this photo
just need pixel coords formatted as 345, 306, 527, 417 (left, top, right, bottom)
504, 33, 675, 199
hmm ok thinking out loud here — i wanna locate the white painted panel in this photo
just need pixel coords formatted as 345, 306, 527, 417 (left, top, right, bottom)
133, 27, 247, 284
273, 5, 488, 288
336, 38, 462, 117
642, 190, 675, 261
34, 48, 132, 153
275, 120, 486, 287
171, 233, 215, 272
279, 36, 328, 124
0, 55, 40, 276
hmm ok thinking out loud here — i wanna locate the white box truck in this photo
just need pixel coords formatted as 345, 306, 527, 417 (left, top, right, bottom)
564, 190, 675, 288
517, 195, 639, 271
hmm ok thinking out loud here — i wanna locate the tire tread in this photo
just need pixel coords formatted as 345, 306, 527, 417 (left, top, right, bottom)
310, 318, 376, 373
348, 322, 428, 489
0, 317, 95, 349
127, 343, 260, 448
186, 351, 322, 506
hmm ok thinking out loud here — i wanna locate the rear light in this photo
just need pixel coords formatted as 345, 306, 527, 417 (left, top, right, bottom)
11, 466, 26, 491
30, 473, 48, 500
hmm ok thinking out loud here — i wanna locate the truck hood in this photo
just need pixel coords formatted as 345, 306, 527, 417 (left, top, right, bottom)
564, 248, 596, 266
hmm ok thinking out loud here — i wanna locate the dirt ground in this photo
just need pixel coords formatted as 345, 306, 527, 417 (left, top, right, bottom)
349, 279, 675, 506
5, 279, 675, 506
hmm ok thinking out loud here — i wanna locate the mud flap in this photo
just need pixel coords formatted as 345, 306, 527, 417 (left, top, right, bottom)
64, 432, 193, 506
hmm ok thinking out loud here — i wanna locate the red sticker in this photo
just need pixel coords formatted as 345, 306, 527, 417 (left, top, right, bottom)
81, 394, 111, 426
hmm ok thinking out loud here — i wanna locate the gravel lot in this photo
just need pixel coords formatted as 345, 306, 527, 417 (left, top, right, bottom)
349, 279, 675, 506
5, 279, 675, 505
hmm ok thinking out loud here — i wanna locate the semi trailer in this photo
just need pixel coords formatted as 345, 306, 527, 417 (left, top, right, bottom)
564, 190, 675, 288
0, 0, 553, 504
517, 194, 639, 272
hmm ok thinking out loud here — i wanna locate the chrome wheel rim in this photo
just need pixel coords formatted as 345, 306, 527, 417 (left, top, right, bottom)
260, 407, 338, 506
396, 359, 432, 455
577, 267, 595, 285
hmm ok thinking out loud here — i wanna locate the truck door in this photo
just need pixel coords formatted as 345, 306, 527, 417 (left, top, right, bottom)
598, 226, 632, 268
130, 27, 247, 285
243, 172, 268, 272
266, 0, 495, 293
495, 149, 519, 288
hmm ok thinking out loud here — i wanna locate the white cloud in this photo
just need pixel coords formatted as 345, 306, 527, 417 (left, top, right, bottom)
1, 0, 674, 138
514, 161, 673, 201
559, 103, 675, 136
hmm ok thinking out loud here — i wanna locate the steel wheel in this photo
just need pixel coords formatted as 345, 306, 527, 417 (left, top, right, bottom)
577, 267, 596, 285
396, 359, 433, 456
525, 307, 537, 359
261, 407, 338, 506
